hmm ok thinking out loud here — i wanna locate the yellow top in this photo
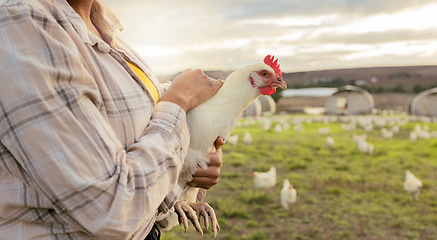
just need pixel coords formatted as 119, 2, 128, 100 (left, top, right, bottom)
126, 60, 159, 103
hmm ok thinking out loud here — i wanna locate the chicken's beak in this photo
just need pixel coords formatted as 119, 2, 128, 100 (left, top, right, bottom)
273, 77, 287, 90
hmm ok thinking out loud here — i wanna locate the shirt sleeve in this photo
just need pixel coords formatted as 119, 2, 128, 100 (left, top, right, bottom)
0, 3, 187, 239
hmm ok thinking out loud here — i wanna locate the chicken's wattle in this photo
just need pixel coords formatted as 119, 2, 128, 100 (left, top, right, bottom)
259, 86, 276, 95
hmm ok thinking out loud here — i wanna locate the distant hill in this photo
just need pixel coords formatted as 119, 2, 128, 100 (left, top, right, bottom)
157, 65, 437, 93
281, 65, 437, 93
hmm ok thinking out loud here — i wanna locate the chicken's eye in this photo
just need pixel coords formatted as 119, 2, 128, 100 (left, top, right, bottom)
261, 70, 268, 77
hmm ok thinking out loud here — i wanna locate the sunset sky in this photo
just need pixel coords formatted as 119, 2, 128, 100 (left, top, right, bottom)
104, 0, 437, 75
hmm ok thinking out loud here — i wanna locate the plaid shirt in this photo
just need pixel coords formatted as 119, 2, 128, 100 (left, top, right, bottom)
0, 0, 188, 239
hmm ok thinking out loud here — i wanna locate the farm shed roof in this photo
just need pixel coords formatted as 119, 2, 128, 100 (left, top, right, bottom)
242, 95, 277, 117
324, 85, 374, 115
242, 98, 262, 117
409, 87, 437, 116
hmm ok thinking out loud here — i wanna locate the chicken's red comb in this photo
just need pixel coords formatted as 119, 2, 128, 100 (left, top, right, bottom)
263, 55, 282, 78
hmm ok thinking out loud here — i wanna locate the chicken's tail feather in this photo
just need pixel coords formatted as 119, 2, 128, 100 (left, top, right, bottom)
179, 148, 209, 183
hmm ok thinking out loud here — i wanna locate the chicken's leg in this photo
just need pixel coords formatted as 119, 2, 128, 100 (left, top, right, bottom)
174, 201, 220, 239
189, 202, 220, 239
174, 201, 203, 237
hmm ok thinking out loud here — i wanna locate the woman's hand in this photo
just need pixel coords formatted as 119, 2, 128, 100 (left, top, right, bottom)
188, 137, 224, 189
159, 69, 224, 112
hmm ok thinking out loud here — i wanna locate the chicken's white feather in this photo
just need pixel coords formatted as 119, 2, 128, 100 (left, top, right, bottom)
253, 166, 276, 189
404, 170, 423, 200
281, 179, 297, 211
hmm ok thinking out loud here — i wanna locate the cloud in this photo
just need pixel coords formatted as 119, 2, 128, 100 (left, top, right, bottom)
149, 0, 426, 20
307, 29, 437, 45
104, 0, 437, 75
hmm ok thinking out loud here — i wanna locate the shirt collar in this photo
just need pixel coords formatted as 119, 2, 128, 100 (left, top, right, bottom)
55, 0, 123, 51
90, 0, 124, 44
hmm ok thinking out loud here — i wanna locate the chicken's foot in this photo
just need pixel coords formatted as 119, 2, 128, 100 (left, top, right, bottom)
174, 201, 203, 237
174, 201, 220, 239
189, 202, 220, 239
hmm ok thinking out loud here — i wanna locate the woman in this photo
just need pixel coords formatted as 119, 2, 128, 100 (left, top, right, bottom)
0, 0, 224, 239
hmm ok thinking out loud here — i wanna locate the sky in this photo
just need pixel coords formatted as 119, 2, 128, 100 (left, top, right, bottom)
104, 0, 437, 76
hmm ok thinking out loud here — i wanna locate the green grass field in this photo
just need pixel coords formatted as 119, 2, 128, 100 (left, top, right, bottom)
162, 114, 437, 240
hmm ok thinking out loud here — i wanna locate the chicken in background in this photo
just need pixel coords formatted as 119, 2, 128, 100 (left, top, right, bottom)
409, 131, 418, 142
169, 55, 286, 238
318, 127, 330, 135
281, 179, 297, 211
362, 122, 374, 132
350, 133, 373, 154
423, 124, 430, 131
357, 140, 374, 155
243, 131, 253, 145
374, 118, 387, 128
274, 124, 283, 133
350, 133, 367, 144
341, 123, 355, 131
325, 136, 335, 150
294, 124, 303, 132
253, 166, 277, 190
391, 125, 400, 134
380, 128, 394, 139
282, 122, 291, 131
414, 124, 431, 139
226, 134, 239, 146
261, 118, 272, 131
404, 170, 423, 200
258, 118, 273, 131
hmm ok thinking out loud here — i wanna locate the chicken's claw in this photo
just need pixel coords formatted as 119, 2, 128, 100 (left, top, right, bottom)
174, 201, 203, 238
188, 202, 221, 239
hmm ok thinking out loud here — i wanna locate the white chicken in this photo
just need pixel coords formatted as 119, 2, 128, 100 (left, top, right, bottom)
380, 128, 393, 139
325, 136, 335, 150
294, 124, 303, 132
403, 170, 423, 200
226, 134, 239, 146
261, 119, 272, 131
342, 123, 355, 131
274, 124, 283, 133
318, 127, 330, 135
243, 132, 253, 145
172, 55, 286, 238
374, 118, 387, 128
356, 139, 374, 155
282, 123, 291, 131
362, 123, 374, 132
409, 131, 417, 142
391, 125, 400, 134
423, 124, 430, 131
253, 166, 277, 190
280, 179, 297, 211
350, 133, 367, 144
